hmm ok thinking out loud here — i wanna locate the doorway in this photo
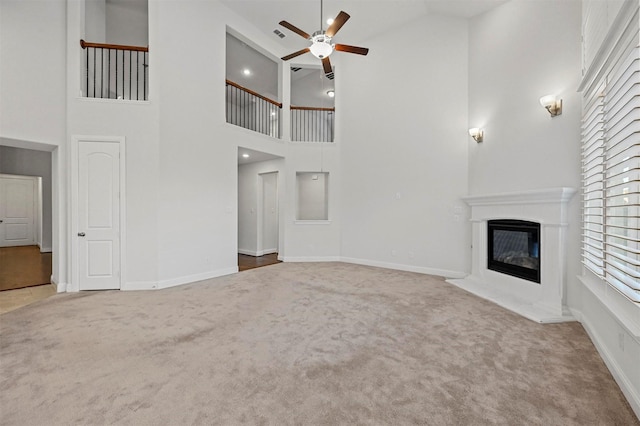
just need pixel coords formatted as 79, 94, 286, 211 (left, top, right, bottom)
0, 146, 56, 310
70, 137, 125, 291
237, 148, 283, 271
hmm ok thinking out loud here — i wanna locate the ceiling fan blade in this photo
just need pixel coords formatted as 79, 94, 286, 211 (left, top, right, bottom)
282, 48, 310, 61
325, 11, 350, 37
279, 21, 311, 39
335, 44, 369, 56
322, 57, 332, 75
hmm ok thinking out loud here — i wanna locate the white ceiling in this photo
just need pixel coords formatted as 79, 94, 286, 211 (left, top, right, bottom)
222, 0, 510, 54
238, 147, 284, 165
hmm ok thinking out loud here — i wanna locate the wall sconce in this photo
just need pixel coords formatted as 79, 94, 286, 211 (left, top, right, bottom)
539, 95, 562, 117
468, 128, 484, 143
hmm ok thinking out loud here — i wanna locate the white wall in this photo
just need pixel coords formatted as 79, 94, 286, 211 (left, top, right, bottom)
339, 14, 470, 277
238, 159, 284, 256
0, 147, 53, 251
85, 0, 106, 42
0, 0, 66, 146
469, 0, 639, 417
106, 0, 148, 46
468, 0, 583, 304
297, 172, 328, 220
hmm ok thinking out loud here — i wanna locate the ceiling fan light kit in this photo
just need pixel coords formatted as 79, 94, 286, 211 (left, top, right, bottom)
279, 1, 369, 77
309, 32, 334, 59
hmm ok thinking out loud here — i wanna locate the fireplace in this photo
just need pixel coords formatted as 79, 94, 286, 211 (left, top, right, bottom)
447, 187, 576, 323
488, 220, 540, 283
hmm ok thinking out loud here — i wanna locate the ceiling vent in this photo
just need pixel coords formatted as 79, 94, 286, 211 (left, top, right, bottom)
325, 72, 335, 80
291, 67, 302, 72
273, 29, 285, 39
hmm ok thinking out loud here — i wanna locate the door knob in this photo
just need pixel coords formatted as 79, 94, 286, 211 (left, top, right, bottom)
0, 219, 3, 223
78, 232, 86, 237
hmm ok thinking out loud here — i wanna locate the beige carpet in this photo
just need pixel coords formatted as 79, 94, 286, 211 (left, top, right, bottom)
0, 262, 637, 425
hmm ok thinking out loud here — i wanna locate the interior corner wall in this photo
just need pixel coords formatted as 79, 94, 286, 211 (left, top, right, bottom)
467, 0, 582, 304
0, 146, 53, 251
339, 14, 470, 276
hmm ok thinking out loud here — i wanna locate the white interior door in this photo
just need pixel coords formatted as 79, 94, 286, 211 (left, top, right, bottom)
0, 174, 37, 247
261, 172, 278, 254
78, 141, 121, 290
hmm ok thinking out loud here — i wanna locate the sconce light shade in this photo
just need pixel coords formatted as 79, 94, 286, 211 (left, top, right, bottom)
540, 95, 562, 117
469, 127, 484, 143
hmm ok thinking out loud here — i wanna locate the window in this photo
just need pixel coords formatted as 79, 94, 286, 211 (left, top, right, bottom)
580, 1, 639, 303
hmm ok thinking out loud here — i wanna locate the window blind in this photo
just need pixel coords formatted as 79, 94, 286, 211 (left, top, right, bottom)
580, 1, 639, 303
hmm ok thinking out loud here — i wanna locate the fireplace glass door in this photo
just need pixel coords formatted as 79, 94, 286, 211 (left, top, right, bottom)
487, 219, 541, 283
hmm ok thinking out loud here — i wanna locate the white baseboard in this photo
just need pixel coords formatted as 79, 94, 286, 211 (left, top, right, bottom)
239, 248, 278, 257
122, 281, 159, 291
238, 249, 258, 256
158, 267, 239, 289
340, 257, 467, 279
39, 246, 52, 253
51, 279, 66, 293
123, 267, 239, 291
282, 256, 341, 262
576, 306, 640, 419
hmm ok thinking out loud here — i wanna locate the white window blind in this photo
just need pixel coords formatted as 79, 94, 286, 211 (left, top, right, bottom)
580, 0, 639, 303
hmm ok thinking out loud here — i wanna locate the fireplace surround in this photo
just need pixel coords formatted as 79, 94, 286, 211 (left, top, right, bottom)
448, 188, 576, 323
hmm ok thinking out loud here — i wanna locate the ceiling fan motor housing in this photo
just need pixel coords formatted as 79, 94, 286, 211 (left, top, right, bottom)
310, 31, 334, 58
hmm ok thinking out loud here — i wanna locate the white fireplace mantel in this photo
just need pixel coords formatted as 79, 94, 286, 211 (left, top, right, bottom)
448, 187, 577, 323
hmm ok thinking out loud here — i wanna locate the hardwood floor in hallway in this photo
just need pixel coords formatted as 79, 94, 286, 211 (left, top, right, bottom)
238, 253, 281, 271
0, 245, 52, 291
0, 245, 55, 314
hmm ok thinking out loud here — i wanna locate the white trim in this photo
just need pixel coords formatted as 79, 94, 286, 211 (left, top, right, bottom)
157, 267, 238, 289
447, 276, 576, 323
578, 273, 640, 339
69, 135, 126, 292
282, 256, 341, 262
40, 246, 53, 253
238, 248, 278, 257
294, 220, 332, 225
578, 0, 639, 93
341, 257, 467, 279
462, 187, 576, 207
121, 281, 159, 291
575, 306, 640, 419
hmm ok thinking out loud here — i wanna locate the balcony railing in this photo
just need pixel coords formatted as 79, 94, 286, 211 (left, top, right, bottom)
291, 106, 334, 142
80, 40, 149, 101
226, 80, 281, 138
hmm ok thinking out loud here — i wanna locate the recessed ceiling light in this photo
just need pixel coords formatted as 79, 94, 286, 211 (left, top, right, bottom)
327, 90, 335, 98
326, 18, 334, 25
242, 153, 250, 158
243, 69, 251, 76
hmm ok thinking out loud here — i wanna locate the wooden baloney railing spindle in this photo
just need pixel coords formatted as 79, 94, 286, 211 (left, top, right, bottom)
80, 39, 149, 101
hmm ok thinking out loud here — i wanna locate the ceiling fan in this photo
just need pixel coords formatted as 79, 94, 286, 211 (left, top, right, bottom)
279, 0, 369, 77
